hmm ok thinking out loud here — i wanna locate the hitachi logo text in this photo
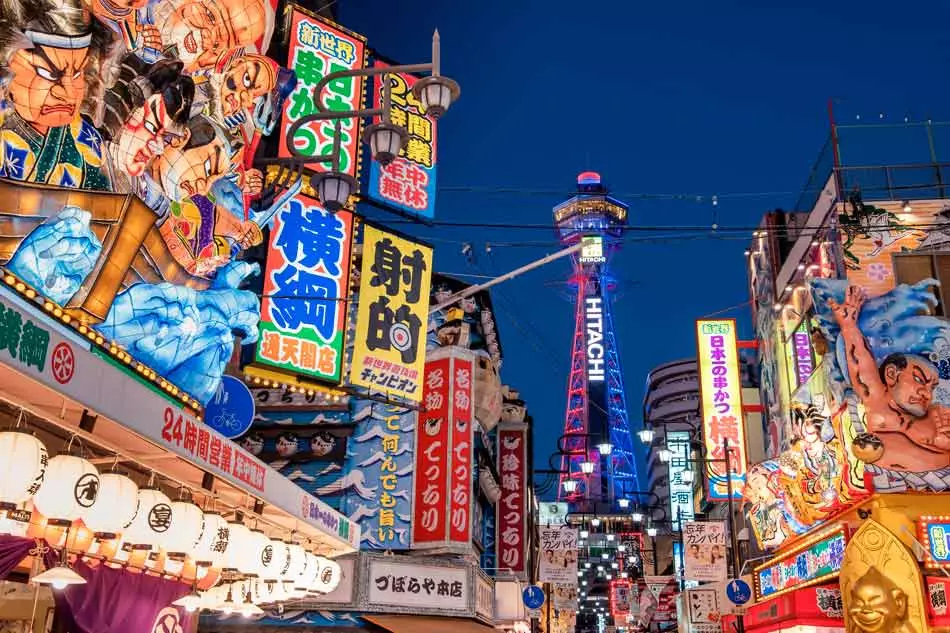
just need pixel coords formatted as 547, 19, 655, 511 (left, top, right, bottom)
585, 297, 604, 382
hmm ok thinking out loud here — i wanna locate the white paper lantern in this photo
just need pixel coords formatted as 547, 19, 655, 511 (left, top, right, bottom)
294, 552, 320, 594
260, 539, 288, 581
224, 521, 252, 572
122, 488, 172, 550
244, 529, 270, 577
283, 543, 306, 580
193, 512, 229, 567
311, 556, 342, 594
32, 454, 99, 524
0, 431, 47, 510
81, 473, 138, 537
164, 501, 204, 557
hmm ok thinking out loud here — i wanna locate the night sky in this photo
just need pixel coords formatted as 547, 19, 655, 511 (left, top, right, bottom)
339, 0, 950, 489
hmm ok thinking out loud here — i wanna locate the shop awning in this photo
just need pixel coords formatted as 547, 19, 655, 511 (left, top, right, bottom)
365, 614, 497, 633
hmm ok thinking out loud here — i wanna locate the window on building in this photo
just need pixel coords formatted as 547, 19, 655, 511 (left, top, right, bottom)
892, 253, 950, 316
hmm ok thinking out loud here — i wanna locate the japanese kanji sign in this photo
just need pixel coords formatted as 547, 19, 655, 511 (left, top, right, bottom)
695, 319, 748, 501
256, 194, 352, 382
683, 521, 728, 582
367, 61, 438, 220
497, 424, 528, 579
667, 430, 695, 531
610, 579, 633, 620
754, 529, 846, 599
279, 8, 367, 176
350, 225, 432, 402
365, 558, 470, 613
410, 349, 474, 550
539, 527, 578, 584
920, 517, 950, 569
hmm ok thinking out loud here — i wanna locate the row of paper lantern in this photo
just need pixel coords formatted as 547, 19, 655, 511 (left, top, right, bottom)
0, 431, 341, 591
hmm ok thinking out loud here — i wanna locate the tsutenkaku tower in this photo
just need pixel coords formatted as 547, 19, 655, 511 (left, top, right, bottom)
557, 172, 639, 508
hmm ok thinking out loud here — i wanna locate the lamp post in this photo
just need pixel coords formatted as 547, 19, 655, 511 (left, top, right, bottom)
282, 30, 461, 211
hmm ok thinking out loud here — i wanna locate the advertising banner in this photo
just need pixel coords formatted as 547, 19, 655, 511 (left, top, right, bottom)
279, 8, 367, 177
754, 528, 846, 599
497, 424, 528, 579
539, 527, 579, 584
695, 319, 748, 501
342, 401, 415, 550
367, 61, 438, 220
686, 588, 722, 633
683, 521, 728, 582
410, 348, 474, 550
610, 580, 633, 619
350, 225, 432, 402
255, 195, 352, 382
553, 584, 578, 611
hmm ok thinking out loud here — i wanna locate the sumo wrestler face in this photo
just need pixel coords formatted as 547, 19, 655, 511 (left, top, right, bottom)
7, 41, 89, 131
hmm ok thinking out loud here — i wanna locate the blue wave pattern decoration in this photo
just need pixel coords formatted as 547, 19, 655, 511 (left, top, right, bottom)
341, 400, 415, 550
94, 261, 262, 404
811, 278, 950, 404
203, 610, 367, 627
7, 206, 102, 306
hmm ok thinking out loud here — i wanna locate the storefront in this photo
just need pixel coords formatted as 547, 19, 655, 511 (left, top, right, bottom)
0, 278, 359, 632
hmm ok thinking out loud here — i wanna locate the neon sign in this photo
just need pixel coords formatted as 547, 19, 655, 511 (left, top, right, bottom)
919, 517, 950, 568
585, 297, 604, 382
754, 529, 846, 599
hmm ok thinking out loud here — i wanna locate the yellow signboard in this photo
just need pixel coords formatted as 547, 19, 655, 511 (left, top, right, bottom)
349, 225, 432, 402
695, 319, 747, 501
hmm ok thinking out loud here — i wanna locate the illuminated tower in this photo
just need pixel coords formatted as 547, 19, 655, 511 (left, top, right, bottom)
556, 172, 639, 508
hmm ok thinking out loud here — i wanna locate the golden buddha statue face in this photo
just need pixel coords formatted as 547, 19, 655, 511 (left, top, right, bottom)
849, 567, 908, 633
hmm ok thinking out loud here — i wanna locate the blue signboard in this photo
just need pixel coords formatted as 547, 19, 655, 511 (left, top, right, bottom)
727, 579, 751, 605
204, 376, 256, 439
341, 400, 415, 550
523, 585, 545, 609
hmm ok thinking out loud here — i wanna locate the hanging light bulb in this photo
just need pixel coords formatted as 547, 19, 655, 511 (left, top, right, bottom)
172, 589, 203, 613
216, 585, 240, 615
32, 454, 99, 525
0, 430, 47, 512
81, 472, 138, 539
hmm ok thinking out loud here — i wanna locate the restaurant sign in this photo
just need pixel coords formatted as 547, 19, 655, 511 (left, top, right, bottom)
754, 529, 846, 599
360, 555, 474, 617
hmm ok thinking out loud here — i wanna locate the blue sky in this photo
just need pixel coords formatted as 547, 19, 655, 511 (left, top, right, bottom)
339, 0, 950, 486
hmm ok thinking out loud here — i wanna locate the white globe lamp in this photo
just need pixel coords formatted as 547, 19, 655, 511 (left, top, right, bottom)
81, 473, 138, 538
164, 500, 204, 558
122, 488, 172, 551
32, 454, 99, 525
192, 512, 229, 567
0, 431, 47, 510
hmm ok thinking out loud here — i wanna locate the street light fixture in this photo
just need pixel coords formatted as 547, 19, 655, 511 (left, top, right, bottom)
638, 429, 655, 444
580, 461, 595, 474
597, 442, 613, 456
580, 530, 590, 539
591, 518, 601, 527
562, 479, 579, 493
283, 30, 460, 211
631, 511, 644, 523
658, 448, 673, 463
681, 469, 695, 484
647, 525, 658, 537
617, 498, 630, 509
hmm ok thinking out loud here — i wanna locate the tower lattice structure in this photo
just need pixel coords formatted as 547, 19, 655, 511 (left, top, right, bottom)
556, 172, 639, 509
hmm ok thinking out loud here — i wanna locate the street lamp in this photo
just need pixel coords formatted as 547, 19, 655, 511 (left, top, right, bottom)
284, 30, 461, 211
681, 469, 695, 484
638, 428, 655, 444
646, 523, 658, 538
562, 479, 579, 493
617, 498, 630, 509
657, 448, 673, 463
580, 461, 595, 474
631, 511, 644, 523
597, 442, 613, 456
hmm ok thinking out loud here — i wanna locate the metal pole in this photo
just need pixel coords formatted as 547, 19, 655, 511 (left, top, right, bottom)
677, 506, 685, 591
724, 437, 740, 580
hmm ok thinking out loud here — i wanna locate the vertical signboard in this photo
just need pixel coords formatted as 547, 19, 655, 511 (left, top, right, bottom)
667, 431, 695, 531
695, 319, 747, 501
367, 61, 438, 220
256, 195, 352, 381
449, 351, 475, 545
410, 348, 474, 550
411, 357, 451, 547
791, 320, 814, 388
584, 280, 608, 497
350, 225, 432, 402
497, 424, 528, 579
280, 8, 367, 176
342, 401, 415, 550
539, 527, 579, 583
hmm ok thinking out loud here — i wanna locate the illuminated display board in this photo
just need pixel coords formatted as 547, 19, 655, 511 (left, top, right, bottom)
695, 319, 748, 501
585, 297, 605, 382
667, 431, 695, 530
279, 8, 367, 177
754, 529, 846, 599
553, 198, 628, 224
919, 517, 950, 568
367, 61, 438, 220
255, 195, 352, 382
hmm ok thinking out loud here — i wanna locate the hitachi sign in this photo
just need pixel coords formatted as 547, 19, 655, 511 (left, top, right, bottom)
585, 297, 605, 382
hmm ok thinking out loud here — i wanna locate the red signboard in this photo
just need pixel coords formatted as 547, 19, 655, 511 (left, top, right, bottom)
744, 583, 844, 633
497, 424, 528, 578
610, 580, 633, 619
411, 357, 451, 546
449, 354, 474, 544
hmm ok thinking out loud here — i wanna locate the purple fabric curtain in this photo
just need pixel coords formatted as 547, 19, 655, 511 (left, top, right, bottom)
49, 556, 194, 633
0, 534, 37, 579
